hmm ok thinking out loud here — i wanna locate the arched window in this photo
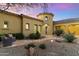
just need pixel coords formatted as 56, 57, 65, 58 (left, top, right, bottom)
45, 16, 48, 21
25, 23, 30, 30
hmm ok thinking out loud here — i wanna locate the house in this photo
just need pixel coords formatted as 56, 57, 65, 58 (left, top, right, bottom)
0, 10, 79, 37
0, 10, 54, 37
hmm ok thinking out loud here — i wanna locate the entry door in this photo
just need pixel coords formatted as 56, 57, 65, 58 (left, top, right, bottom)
45, 26, 48, 34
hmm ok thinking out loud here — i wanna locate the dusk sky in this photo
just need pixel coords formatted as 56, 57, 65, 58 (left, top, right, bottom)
7, 3, 79, 21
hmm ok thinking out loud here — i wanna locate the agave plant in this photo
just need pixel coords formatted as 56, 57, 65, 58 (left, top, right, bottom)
63, 33, 76, 42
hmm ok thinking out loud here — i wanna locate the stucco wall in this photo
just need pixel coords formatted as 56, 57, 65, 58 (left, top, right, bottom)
0, 12, 21, 34
22, 17, 43, 36
0, 11, 54, 36
54, 22, 79, 35
37, 14, 54, 35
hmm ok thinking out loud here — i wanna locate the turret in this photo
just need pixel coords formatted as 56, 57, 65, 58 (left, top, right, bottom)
37, 13, 54, 35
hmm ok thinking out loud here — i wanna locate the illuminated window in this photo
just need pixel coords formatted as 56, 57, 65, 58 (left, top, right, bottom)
4, 21, 8, 29
45, 16, 48, 21
25, 23, 29, 30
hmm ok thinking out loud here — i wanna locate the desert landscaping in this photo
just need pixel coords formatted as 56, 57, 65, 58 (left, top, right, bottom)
0, 35, 79, 56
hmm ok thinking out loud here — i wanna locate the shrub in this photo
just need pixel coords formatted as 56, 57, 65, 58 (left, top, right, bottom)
35, 31, 41, 39
0, 36, 2, 42
39, 44, 46, 49
29, 31, 41, 39
25, 43, 36, 49
29, 33, 36, 39
0, 33, 24, 40
0, 33, 4, 42
63, 33, 76, 42
12, 33, 24, 39
54, 29, 64, 36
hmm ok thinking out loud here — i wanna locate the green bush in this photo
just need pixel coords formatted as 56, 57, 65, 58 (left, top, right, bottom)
0, 33, 24, 40
25, 43, 36, 49
63, 33, 76, 42
35, 31, 41, 39
0, 33, 4, 42
29, 33, 36, 39
54, 29, 64, 36
12, 33, 24, 39
0, 36, 2, 42
29, 31, 41, 39
39, 44, 46, 49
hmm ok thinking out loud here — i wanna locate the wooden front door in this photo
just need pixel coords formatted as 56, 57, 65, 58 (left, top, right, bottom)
45, 26, 47, 34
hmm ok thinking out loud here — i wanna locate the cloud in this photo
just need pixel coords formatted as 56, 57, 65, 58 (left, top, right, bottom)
53, 3, 73, 10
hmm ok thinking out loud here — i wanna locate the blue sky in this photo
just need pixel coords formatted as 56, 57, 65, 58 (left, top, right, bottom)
7, 3, 79, 21
49, 3, 79, 21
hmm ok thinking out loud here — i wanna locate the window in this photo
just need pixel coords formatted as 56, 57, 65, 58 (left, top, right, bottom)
45, 16, 48, 23
45, 16, 48, 21
25, 23, 29, 30
34, 24, 38, 32
3, 21, 8, 29
38, 25, 41, 33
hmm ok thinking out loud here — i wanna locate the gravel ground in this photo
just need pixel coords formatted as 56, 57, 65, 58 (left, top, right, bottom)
35, 36, 79, 56
1, 35, 79, 56
12, 36, 79, 56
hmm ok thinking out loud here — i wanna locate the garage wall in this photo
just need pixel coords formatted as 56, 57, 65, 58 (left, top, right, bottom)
54, 22, 79, 35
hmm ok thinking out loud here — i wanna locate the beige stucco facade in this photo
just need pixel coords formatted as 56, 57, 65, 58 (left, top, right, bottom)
22, 15, 43, 36
54, 22, 79, 35
0, 11, 21, 34
0, 11, 54, 37
37, 13, 54, 35
1, 10, 79, 36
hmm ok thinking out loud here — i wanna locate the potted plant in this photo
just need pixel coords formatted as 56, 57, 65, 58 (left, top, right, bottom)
25, 43, 36, 56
